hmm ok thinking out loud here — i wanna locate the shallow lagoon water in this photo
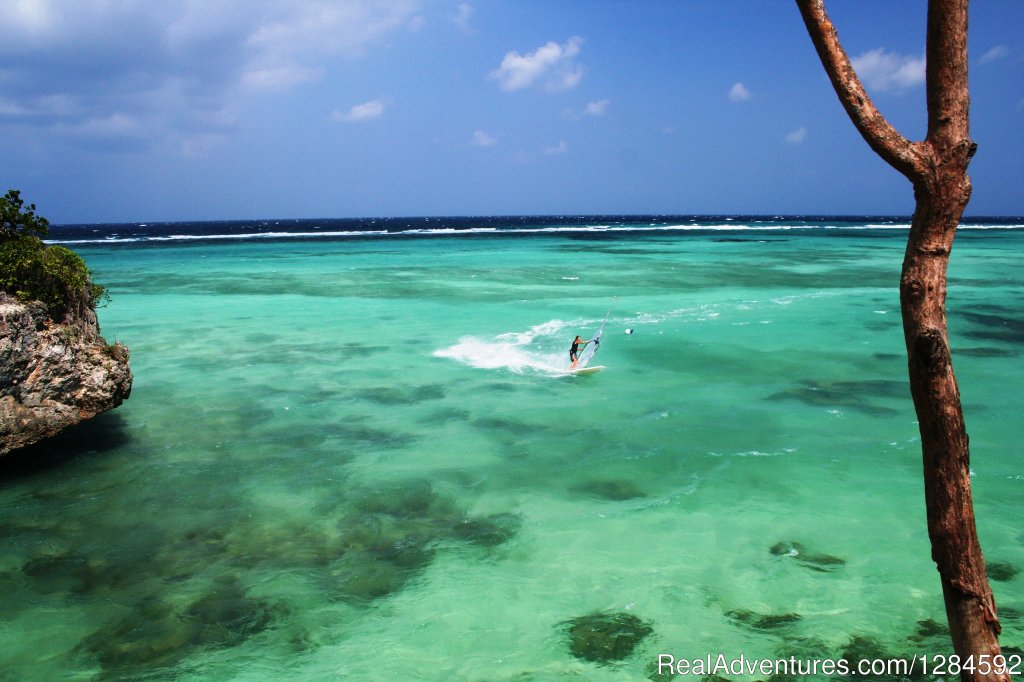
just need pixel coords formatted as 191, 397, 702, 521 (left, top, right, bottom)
2, 224, 1023, 680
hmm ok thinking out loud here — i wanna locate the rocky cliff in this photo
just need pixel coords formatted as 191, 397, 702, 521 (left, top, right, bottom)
0, 293, 132, 457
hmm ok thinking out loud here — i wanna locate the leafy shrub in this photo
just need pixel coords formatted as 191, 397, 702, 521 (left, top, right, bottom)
0, 190, 107, 317
1, 189, 49, 239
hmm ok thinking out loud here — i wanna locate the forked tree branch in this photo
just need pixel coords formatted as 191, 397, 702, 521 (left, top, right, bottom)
795, 0, 927, 180
796, 2, 1008, 678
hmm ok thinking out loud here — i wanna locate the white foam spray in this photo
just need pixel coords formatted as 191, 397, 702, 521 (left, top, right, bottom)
434, 319, 576, 375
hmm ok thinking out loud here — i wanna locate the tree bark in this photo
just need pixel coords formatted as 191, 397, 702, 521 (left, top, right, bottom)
795, 1, 1007, 679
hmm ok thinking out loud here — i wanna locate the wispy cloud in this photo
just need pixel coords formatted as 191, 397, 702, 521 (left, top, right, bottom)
584, 99, 610, 116
0, 99, 28, 116
851, 48, 925, 92
333, 98, 385, 122
563, 98, 610, 120
242, 65, 319, 90
58, 113, 144, 142
980, 45, 1009, 64
471, 130, 498, 146
245, 1, 424, 63
452, 3, 473, 32
785, 127, 807, 144
489, 36, 584, 92
543, 141, 568, 155
729, 82, 751, 103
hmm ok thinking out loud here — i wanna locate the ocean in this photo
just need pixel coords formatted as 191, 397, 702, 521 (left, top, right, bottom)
2, 215, 1023, 680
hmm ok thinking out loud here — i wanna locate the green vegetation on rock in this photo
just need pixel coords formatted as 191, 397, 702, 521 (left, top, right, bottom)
0, 189, 107, 317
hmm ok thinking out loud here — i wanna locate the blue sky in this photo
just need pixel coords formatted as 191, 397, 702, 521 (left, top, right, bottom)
1, 0, 1021, 223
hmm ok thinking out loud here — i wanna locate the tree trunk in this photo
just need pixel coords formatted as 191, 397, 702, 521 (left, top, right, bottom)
795, 1, 1007, 679
903, 183, 1006, 681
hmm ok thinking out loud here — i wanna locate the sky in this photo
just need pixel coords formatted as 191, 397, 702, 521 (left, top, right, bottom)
0, 0, 1021, 224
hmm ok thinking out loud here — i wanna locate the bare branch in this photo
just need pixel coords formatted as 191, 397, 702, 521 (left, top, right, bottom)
795, 0, 926, 180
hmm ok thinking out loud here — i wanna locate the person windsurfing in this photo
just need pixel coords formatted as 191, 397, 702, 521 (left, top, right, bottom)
569, 335, 591, 370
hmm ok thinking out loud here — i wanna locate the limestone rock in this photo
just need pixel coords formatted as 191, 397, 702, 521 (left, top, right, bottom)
0, 293, 132, 456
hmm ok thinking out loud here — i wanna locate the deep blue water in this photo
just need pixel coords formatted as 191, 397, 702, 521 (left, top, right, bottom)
48, 214, 1024, 247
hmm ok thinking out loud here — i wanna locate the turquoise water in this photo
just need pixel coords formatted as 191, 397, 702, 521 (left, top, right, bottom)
2, 227, 1023, 680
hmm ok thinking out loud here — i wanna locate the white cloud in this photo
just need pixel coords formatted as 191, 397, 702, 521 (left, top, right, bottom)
851, 48, 925, 92
452, 3, 473, 32
0, 0, 58, 38
584, 99, 610, 116
247, 1, 422, 60
334, 99, 385, 122
980, 45, 1009, 64
471, 130, 498, 146
562, 98, 610, 121
243, 1, 423, 92
0, 1, 421, 151
729, 82, 751, 103
785, 127, 807, 144
543, 141, 568, 155
489, 36, 584, 92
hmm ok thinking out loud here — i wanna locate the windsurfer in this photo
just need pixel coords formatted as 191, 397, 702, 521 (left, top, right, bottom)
569, 335, 591, 370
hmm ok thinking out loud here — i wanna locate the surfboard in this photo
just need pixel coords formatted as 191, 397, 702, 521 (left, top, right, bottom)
568, 364, 606, 376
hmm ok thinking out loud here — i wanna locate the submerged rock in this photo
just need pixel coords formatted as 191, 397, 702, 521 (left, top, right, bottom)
770, 541, 846, 572
573, 478, 647, 501
183, 580, 275, 647
355, 383, 445, 405
775, 635, 832, 660
768, 379, 904, 416
355, 479, 450, 519
987, 560, 1020, 582
840, 635, 888, 666
1, 293, 131, 457
955, 346, 1019, 358
77, 580, 278, 676
907, 618, 949, 645
472, 416, 536, 435
21, 551, 95, 594
725, 608, 802, 630
332, 480, 521, 603
448, 513, 521, 547
329, 552, 416, 601
999, 606, 1023, 625
962, 310, 1024, 344
564, 611, 654, 663
79, 596, 190, 673
836, 635, 927, 681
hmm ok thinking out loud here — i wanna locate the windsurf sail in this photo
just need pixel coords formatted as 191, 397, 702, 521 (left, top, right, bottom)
575, 312, 609, 369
